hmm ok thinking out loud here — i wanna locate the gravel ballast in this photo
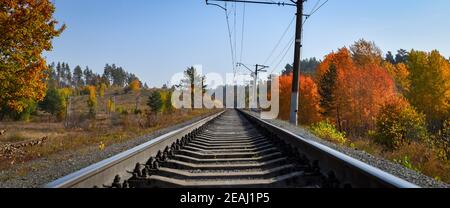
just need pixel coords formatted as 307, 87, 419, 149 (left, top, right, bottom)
0, 112, 218, 188
244, 110, 449, 188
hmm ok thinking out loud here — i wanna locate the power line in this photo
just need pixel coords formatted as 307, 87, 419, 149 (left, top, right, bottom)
263, 16, 296, 65
206, 0, 324, 125
269, 1, 328, 75
269, 34, 294, 69
234, 2, 237, 70
309, 0, 322, 15
206, 0, 299, 77
207, 0, 296, 7
239, 3, 246, 63
309, 0, 329, 16
224, 3, 236, 75
269, 35, 295, 74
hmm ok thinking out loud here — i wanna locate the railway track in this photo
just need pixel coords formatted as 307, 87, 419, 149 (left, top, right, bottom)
46, 109, 420, 188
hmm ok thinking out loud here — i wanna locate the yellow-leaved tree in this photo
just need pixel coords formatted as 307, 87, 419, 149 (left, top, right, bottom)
0, 0, 65, 117
99, 83, 107, 97
86, 86, 97, 117
407, 50, 450, 131
383, 62, 410, 94
129, 79, 142, 93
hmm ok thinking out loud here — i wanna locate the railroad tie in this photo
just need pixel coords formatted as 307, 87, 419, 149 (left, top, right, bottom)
122, 110, 326, 188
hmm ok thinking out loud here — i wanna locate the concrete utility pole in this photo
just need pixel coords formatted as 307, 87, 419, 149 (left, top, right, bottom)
290, 0, 305, 126
206, 0, 306, 124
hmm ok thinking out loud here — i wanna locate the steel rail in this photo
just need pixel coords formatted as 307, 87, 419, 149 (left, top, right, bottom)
45, 108, 420, 188
237, 109, 420, 188
45, 111, 225, 188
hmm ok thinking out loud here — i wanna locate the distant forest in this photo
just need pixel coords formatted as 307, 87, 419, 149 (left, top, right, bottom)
281, 49, 411, 76
46, 63, 146, 89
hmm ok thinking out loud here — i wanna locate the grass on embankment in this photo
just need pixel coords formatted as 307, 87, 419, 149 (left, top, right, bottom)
1, 88, 216, 170
0, 106, 217, 173
308, 121, 450, 183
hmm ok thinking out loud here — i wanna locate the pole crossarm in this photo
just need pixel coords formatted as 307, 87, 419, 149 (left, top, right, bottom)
237, 63, 269, 75
255, 64, 269, 73
206, 0, 297, 7
236, 62, 253, 74
256, 64, 269, 70
206, 1, 227, 10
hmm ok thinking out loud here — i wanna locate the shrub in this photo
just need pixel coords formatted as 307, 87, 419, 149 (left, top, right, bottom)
116, 106, 128, 115
127, 79, 141, 93
116, 106, 122, 113
443, 120, 450, 140
98, 141, 106, 151
99, 83, 107, 97
12, 99, 37, 121
374, 98, 428, 150
39, 87, 66, 121
386, 142, 450, 182
80, 87, 90, 95
86, 86, 97, 117
393, 156, 421, 173
58, 88, 73, 100
434, 119, 450, 160
107, 98, 115, 114
134, 108, 143, 115
147, 91, 163, 115
310, 120, 347, 145
5, 132, 28, 143
160, 90, 174, 114
348, 139, 383, 156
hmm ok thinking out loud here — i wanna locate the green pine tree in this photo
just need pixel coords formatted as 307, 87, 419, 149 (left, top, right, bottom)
147, 91, 163, 116
319, 64, 338, 118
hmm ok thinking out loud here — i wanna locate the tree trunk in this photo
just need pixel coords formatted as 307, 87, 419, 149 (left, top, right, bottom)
191, 83, 195, 109
336, 105, 342, 132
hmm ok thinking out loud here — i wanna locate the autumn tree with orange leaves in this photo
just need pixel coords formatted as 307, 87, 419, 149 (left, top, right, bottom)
129, 79, 142, 92
275, 39, 450, 181
316, 48, 354, 132
299, 76, 322, 125
383, 62, 410, 94
278, 40, 398, 136
278, 74, 321, 126
0, 0, 65, 118
315, 41, 397, 135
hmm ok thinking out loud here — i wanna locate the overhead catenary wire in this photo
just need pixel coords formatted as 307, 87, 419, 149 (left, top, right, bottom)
269, 34, 295, 69
269, 17, 307, 75
263, 16, 296, 66
308, 0, 329, 16
234, 2, 237, 70
239, 3, 246, 63
224, 3, 236, 76
269, 0, 330, 75
309, 0, 322, 15
207, 0, 330, 77
218, 1, 249, 78
206, 0, 331, 125
269, 35, 295, 74
207, 0, 296, 7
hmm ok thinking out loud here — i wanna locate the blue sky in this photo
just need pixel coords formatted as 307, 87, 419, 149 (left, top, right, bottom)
45, 0, 450, 87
